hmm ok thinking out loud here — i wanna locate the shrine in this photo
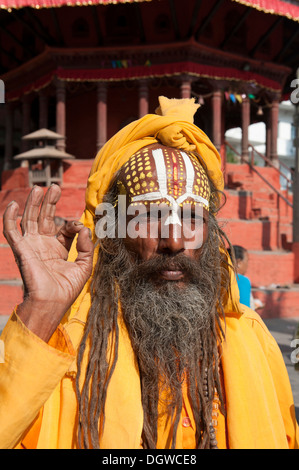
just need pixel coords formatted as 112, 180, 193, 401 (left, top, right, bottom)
13, 128, 74, 186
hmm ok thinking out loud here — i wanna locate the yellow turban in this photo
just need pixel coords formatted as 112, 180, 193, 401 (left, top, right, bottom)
65, 96, 239, 325
85, 96, 223, 232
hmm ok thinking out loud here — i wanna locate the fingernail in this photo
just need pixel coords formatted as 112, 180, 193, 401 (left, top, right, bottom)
7, 200, 16, 207
73, 221, 84, 226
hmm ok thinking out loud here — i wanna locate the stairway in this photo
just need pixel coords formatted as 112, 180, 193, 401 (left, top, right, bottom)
0, 159, 298, 319
0, 159, 90, 317
220, 162, 298, 318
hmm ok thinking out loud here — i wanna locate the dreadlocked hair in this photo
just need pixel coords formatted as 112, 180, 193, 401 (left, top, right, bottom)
75, 149, 234, 449
75, 177, 124, 449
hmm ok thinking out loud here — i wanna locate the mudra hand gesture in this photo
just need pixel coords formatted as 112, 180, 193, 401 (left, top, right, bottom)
3, 184, 94, 342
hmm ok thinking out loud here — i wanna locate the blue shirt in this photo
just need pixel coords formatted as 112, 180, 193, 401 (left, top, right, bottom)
236, 273, 251, 308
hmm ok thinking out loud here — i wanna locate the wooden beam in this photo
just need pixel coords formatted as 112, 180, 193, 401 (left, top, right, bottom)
26, 7, 56, 45
280, 50, 299, 67
168, 0, 181, 40
275, 26, 299, 62
195, 0, 225, 40
0, 24, 35, 59
91, 6, 103, 46
249, 17, 283, 57
135, 3, 146, 43
186, 0, 203, 39
11, 10, 49, 46
220, 7, 251, 49
0, 45, 22, 65
50, 8, 64, 46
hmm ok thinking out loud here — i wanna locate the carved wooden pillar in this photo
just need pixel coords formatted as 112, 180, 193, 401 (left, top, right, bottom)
56, 79, 66, 151
39, 90, 48, 129
21, 94, 31, 151
241, 96, 250, 161
270, 98, 279, 167
180, 75, 192, 99
3, 102, 13, 170
138, 79, 149, 118
211, 90, 222, 153
221, 102, 227, 181
97, 82, 107, 152
265, 108, 271, 161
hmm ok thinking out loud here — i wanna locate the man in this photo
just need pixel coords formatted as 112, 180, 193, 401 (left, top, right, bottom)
0, 97, 298, 449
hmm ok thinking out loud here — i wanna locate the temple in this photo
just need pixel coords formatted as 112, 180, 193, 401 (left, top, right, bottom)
0, 0, 299, 318
1, 0, 298, 166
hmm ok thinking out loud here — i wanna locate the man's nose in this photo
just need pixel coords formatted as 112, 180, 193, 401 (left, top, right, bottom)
158, 222, 185, 255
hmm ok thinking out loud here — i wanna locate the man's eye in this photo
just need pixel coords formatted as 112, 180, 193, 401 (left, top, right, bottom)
182, 212, 203, 221
192, 213, 204, 221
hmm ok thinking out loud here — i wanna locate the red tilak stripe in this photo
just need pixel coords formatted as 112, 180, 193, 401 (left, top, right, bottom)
171, 152, 179, 198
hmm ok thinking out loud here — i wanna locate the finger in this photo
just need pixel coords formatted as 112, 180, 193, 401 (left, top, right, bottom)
21, 185, 44, 236
56, 220, 86, 252
74, 227, 94, 277
3, 200, 22, 247
37, 184, 62, 236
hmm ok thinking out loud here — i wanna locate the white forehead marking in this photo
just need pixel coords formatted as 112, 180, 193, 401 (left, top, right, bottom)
180, 151, 195, 196
131, 149, 209, 225
152, 148, 167, 197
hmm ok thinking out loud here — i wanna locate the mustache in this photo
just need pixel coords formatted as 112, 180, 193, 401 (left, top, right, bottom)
126, 252, 203, 282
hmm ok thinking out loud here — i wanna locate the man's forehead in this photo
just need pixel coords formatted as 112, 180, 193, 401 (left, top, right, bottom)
118, 144, 210, 211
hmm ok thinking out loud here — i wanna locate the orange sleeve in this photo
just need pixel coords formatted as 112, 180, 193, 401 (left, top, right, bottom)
0, 309, 76, 449
244, 308, 299, 449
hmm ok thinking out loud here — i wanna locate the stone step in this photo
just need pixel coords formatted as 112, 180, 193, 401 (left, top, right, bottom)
0, 187, 86, 219
0, 281, 23, 316
221, 188, 292, 224
252, 285, 299, 319
226, 163, 281, 189
62, 159, 93, 186
220, 190, 252, 220
0, 245, 20, 279
220, 218, 281, 251
246, 250, 294, 287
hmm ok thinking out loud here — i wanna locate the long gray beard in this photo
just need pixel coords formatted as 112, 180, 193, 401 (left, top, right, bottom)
119, 276, 214, 380
115, 248, 223, 448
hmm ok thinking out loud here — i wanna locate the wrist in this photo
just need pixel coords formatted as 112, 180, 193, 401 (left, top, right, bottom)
17, 299, 67, 343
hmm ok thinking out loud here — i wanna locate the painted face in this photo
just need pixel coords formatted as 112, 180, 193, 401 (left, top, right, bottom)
121, 144, 210, 213
117, 144, 210, 282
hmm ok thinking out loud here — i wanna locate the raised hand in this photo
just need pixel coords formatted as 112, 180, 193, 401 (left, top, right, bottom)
3, 184, 94, 342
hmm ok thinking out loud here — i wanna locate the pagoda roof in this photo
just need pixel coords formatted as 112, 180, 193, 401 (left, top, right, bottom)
22, 128, 65, 141
1, 0, 299, 100
232, 0, 299, 22
0, 0, 152, 9
13, 146, 75, 160
1, 0, 299, 23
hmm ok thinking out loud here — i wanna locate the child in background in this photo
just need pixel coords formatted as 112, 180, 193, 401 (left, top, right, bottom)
228, 245, 251, 308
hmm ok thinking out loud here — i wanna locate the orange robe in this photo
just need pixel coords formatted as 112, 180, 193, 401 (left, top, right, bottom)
0, 305, 297, 449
